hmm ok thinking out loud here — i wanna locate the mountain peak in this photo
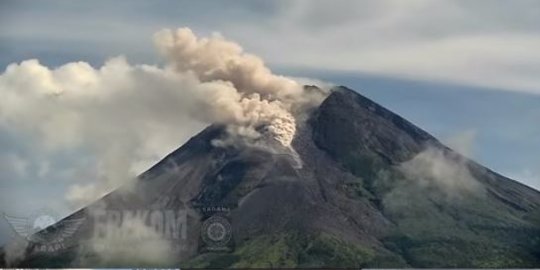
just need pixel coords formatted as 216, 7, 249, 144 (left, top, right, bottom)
6, 85, 540, 268
312, 86, 439, 167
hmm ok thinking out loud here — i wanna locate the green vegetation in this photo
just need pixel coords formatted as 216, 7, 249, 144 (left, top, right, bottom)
183, 232, 380, 268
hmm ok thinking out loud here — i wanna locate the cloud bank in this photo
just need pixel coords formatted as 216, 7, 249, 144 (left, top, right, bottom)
5, 1, 540, 94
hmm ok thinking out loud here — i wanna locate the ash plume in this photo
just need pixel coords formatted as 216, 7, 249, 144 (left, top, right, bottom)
154, 28, 303, 103
155, 27, 318, 147
0, 27, 326, 208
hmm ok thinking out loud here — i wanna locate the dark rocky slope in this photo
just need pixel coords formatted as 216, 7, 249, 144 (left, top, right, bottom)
4, 86, 540, 268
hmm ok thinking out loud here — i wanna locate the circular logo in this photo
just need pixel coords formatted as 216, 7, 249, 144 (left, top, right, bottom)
201, 215, 232, 248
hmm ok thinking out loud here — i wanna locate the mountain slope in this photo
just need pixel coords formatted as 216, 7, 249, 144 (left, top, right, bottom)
4, 86, 540, 268
307, 87, 540, 267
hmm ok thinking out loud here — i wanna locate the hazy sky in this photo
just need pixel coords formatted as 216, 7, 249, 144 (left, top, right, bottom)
1, 0, 539, 244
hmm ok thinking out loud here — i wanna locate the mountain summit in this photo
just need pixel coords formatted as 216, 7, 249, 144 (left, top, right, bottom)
4, 86, 540, 268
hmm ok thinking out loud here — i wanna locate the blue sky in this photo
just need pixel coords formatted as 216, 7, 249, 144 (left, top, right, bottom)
1, 0, 539, 244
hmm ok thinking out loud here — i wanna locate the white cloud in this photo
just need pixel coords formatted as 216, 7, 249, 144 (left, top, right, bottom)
0, 28, 323, 210
0, 57, 204, 208
399, 147, 485, 197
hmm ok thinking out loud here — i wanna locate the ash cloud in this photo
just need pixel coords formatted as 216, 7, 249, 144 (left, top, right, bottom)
154, 28, 303, 103
0, 27, 326, 209
154, 27, 325, 147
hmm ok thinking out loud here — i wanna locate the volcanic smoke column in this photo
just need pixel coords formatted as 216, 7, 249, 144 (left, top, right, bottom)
154, 28, 305, 147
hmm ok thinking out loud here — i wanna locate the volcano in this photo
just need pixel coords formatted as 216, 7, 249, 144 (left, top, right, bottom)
3, 86, 540, 268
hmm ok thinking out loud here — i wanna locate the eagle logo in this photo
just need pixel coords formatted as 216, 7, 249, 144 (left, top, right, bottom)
3, 208, 85, 244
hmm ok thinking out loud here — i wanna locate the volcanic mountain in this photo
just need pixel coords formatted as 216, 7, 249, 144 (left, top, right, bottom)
3, 86, 540, 268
